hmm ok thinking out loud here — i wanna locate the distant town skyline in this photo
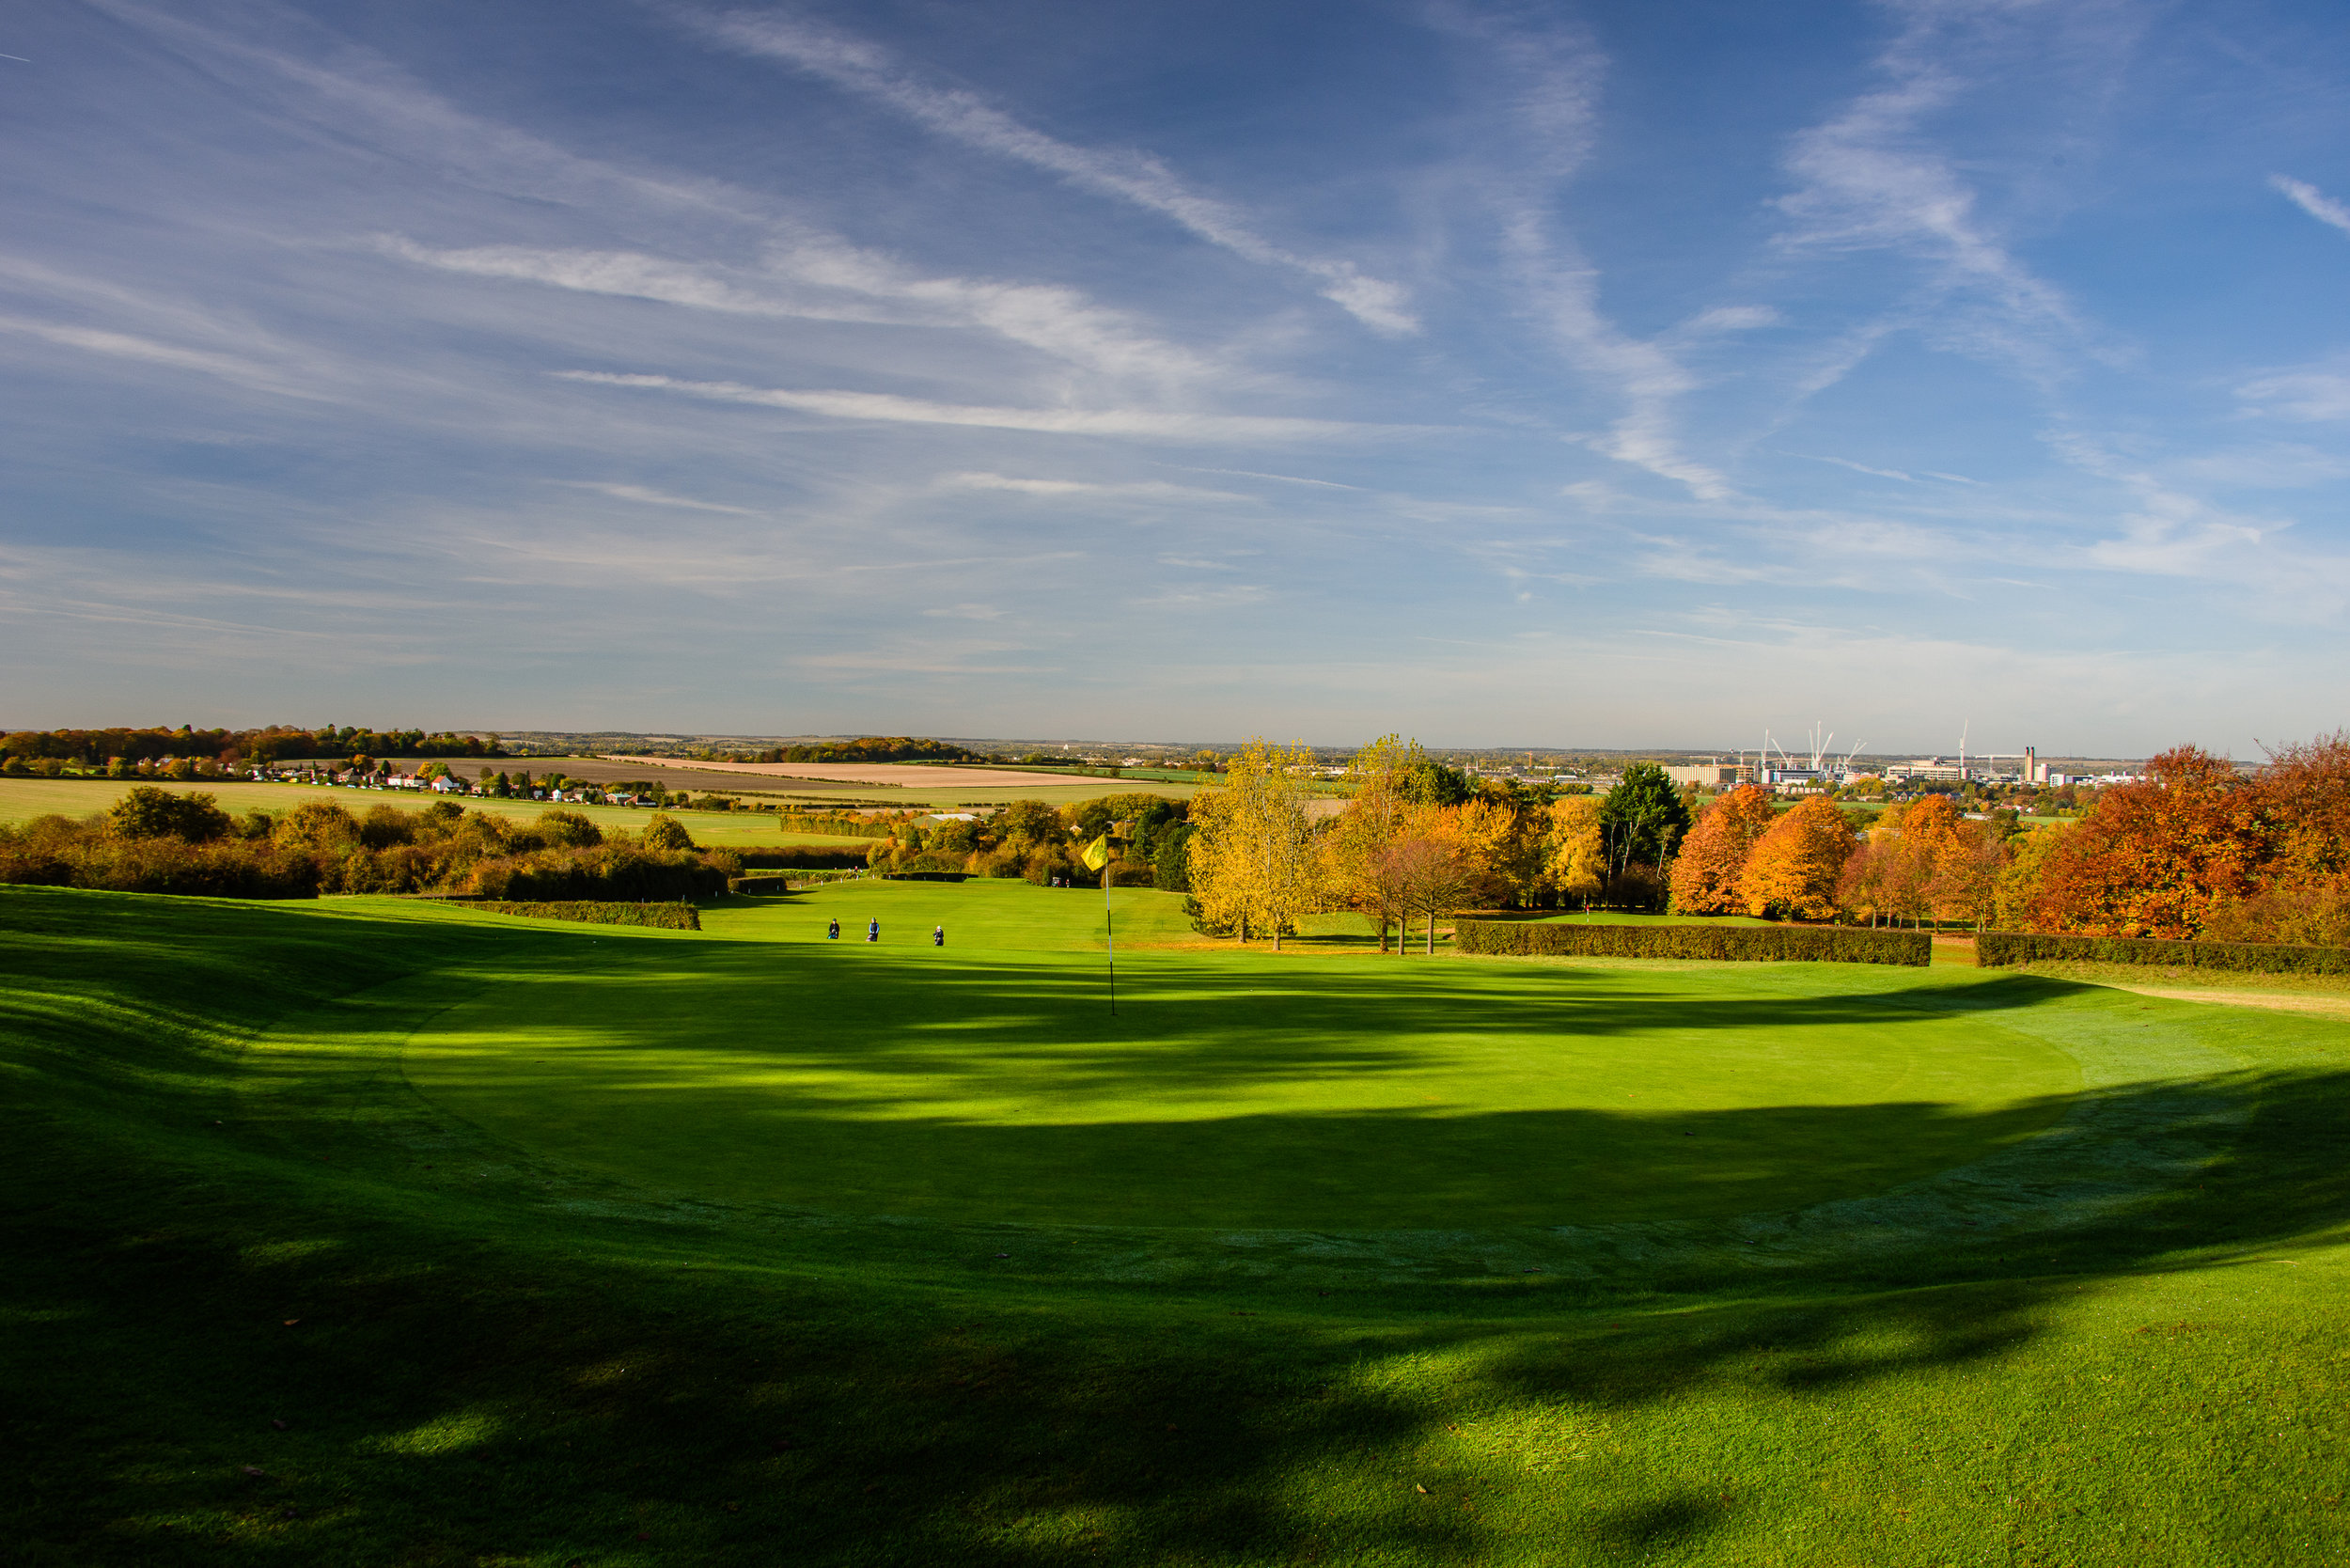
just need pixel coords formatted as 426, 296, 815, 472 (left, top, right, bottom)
5, 0, 2348, 755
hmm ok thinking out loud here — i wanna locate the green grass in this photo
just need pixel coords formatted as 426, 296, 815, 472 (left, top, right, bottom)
6, 881, 2350, 1565
0, 777, 866, 848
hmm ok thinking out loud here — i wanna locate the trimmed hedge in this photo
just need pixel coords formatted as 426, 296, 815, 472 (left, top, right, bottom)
474, 901, 700, 930
728, 876, 796, 896
1455, 919, 1930, 965
1975, 930, 2350, 976
737, 846, 873, 870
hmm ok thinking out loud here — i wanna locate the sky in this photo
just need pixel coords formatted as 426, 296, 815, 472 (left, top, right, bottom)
3, 0, 2348, 755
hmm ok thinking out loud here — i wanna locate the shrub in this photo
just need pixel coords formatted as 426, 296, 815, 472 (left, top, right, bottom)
274, 801, 361, 854
1973, 930, 2350, 976
358, 804, 415, 850
108, 786, 232, 843
1454, 919, 1929, 965
534, 809, 603, 848
474, 901, 700, 930
459, 844, 728, 902
641, 814, 695, 853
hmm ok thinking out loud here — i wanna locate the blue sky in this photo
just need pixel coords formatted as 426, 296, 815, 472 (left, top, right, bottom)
4, 0, 2348, 754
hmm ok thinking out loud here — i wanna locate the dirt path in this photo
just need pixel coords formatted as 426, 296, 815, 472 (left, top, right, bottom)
2099, 984, 2350, 1020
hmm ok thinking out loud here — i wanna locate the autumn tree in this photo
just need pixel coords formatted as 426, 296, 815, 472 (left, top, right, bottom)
2248, 730, 2350, 887
1325, 734, 1424, 952
1543, 796, 1606, 908
1449, 791, 1545, 907
1187, 738, 1321, 949
1736, 795, 1856, 919
2027, 746, 2260, 937
1383, 832, 1483, 954
1668, 785, 1776, 914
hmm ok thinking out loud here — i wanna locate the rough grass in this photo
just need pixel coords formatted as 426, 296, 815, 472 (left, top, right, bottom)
5, 882, 2349, 1565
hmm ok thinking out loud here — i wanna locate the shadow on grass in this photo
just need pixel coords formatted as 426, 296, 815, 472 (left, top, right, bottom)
7, 886, 2350, 1564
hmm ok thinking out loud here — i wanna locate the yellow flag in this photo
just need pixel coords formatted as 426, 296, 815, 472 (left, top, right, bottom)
1080, 833, 1110, 872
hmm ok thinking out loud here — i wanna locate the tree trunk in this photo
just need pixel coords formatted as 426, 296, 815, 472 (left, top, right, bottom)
1426, 909, 1435, 955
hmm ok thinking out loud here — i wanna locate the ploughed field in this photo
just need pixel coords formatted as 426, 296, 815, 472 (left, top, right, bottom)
6, 880, 2347, 1565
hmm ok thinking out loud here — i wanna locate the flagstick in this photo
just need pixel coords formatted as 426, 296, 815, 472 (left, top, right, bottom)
1104, 871, 1118, 1016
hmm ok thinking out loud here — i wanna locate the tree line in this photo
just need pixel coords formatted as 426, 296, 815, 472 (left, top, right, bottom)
1177, 731, 2350, 948
0, 789, 734, 902
0, 724, 502, 770
1183, 739, 1691, 951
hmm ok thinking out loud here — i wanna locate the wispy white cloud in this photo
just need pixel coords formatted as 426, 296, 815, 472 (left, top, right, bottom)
1785, 451, 1918, 483
556, 481, 760, 515
1771, 5, 2111, 390
0, 312, 316, 397
2271, 175, 2350, 239
383, 236, 1215, 384
1433, 5, 1731, 499
2237, 367, 2350, 422
941, 471, 1253, 503
555, 370, 1395, 442
680, 8, 1417, 334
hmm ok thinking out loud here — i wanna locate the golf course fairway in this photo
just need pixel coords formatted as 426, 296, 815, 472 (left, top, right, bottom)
7, 880, 2348, 1565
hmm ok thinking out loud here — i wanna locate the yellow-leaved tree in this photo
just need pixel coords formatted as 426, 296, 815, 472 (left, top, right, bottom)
1543, 796, 1606, 908
1187, 738, 1322, 949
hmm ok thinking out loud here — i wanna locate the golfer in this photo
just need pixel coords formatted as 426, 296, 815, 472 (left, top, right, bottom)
867, 917, 880, 943
932, 925, 944, 947
827, 917, 839, 941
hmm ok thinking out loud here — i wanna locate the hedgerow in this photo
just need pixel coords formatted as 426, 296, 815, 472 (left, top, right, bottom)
474, 901, 700, 930
1454, 919, 1930, 965
1974, 930, 2350, 975
737, 845, 874, 870
0, 791, 733, 902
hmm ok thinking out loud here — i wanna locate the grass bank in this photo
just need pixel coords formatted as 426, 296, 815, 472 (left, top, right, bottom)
5, 881, 2348, 1564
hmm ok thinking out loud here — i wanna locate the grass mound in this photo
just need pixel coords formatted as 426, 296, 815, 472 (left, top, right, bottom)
7, 881, 2350, 1565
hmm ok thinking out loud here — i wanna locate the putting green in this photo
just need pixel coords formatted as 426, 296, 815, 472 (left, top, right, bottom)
400, 883, 2081, 1229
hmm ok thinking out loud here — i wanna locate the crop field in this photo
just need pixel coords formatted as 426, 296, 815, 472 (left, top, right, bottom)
0, 778, 868, 848
493, 757, 1203, 808
6, 880, 2348, 1565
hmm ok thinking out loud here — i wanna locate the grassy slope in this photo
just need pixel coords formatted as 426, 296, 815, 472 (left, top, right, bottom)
4, 884, 2349, 1565
413, 884, 2077, 1228
0, 778, 864, 847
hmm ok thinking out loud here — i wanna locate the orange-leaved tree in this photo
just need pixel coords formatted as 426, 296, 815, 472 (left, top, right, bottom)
1669, 785, 1776, 914
2027, 746, 2260, 936
1382, 830, 1484, 954
1736, 794, 1856, 919
1325, 734, 1423, 952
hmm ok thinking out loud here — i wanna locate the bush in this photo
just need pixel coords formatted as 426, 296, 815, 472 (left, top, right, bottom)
474, 901, 700, 930
641, 814, 695, 853
1454, 919, 1930, 965
108, 786, 232, 843
0, 832, 321, 898
534, 809, 603, 848
274, 801, 360, 854
459, 845, 728, 902
1974, 930, 2350, 976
